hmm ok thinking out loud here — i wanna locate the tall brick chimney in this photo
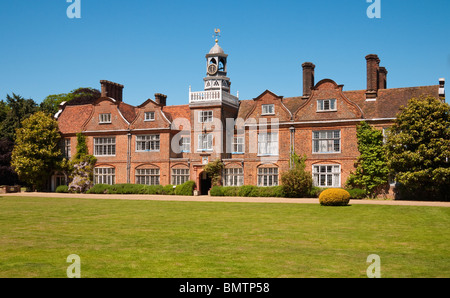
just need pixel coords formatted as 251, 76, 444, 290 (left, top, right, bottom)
378, 67, 388, 89
302, 62, 315, 98
154, 93, 167, 106
365, 54, 380, 99
100, 80, 124, 102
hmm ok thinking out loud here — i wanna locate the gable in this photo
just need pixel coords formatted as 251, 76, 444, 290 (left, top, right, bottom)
83, 98, 131, 132
243, 90, 292, 122
294, 79, 363, 121
130, 99, 171, 130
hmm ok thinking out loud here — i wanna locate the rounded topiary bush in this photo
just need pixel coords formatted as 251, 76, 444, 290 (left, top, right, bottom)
319, 188, 351, 206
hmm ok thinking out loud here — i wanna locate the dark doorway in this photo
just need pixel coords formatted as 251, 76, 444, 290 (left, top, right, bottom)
200, 171, 212, 195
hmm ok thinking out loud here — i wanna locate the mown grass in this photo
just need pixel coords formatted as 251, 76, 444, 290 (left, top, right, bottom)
0, 196, 449, 277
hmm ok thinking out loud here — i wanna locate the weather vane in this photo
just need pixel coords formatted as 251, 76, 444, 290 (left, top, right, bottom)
213, 28, 221, 43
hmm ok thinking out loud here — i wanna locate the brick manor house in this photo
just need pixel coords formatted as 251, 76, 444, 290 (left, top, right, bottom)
54, 40, 445, 195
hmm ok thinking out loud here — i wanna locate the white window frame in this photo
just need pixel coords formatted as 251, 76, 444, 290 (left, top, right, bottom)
94, 167, 115, 185
172, 168, 190, 185
180, 136, 191, 153
312, 130, 341, 154
223, 168, 244, 186
199, 110, 213, 123
198, 133, 213, 151
232, 136, 244, 154
262, 104, 275, 115
258, 132, 278, 156
135, 168, 160, 185
99, 113, 112, 123
94, 137, 116, 156
144, 111, 155, 121
312, 164, 341, 188
257, 167, 278, 187
317, 99, 337, 112
136, 135, 160, 152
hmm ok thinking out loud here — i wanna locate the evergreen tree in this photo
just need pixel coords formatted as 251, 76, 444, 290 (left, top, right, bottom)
385, 96, 450, 200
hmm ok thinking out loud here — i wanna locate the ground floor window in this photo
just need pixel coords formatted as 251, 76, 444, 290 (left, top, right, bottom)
94, 167, 115, 185
312, 164, 340, 187
223, 168, 244, 186
172, 168, 190, 185
257, 167, 278, 187
136, 168, 160, 185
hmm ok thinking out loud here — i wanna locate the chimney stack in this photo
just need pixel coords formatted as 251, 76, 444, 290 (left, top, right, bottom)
365, 54, 380, 99
100, 80, 124, 102
154, 93, 167, 106
302, 62, 315, 98
378, 67, 388, 89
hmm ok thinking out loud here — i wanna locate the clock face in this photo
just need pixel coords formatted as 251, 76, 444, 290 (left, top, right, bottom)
207, 63, 218, 75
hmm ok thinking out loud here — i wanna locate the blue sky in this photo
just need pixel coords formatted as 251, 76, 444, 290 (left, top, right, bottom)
0, 0, 449, 107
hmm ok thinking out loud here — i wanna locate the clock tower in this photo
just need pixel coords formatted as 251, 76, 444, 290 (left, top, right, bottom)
204, 39, 231, 93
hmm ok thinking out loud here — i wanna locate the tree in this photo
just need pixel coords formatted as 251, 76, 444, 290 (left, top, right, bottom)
0, 138, 19, 185
203, 159, 224, 186
11, 111, 62, 191
346, 121, 389, 198
39, 87, 100, 116
281, 152, 313, 198
385, 96, 450, 200
0, 93, 37, 141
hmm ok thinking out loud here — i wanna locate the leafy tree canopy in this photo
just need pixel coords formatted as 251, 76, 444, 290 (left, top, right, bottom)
11, 111, 62, 191
40, 87, 100, 116
385, 96, 450, 200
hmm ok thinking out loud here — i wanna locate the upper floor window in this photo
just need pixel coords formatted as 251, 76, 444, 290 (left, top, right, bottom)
313, 130, 341, 153
61, 139, 71, 158
136, 135, 160, 152
94, 137, 116, 156
144, 111, 155, 121
180, 136, 190, 153
198, 134, 213, 151
258, 132, 278, 156
99, 113, 111, 123
199, 110, 213, 123
317, 99, 337, 112
262, 104, 275, 115
233, 137, 244, 154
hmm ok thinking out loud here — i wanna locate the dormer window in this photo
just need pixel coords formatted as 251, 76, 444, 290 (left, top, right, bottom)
145, 111, 155, 121
317, 99, 337, 112
99, 113, 111, 123
262, 104, 275, 115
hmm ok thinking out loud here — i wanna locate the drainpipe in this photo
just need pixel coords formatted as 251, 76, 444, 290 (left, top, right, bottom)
127, 131, 131, 183
289, 126, 295, 168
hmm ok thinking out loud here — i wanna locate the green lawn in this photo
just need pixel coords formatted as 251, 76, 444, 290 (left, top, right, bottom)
0, 196, 449, 278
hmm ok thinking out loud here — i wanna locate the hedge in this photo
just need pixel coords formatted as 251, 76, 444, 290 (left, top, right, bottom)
85, 181, 196, 196
210, 185, 285, 198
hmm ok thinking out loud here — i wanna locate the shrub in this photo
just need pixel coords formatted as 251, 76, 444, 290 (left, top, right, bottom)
55, 185, 69, 193
175, 180, 196, 196
86, 184, 111, 194
281, 153, 313, 198
238, 185, 256, 197
163, 184, 175, 195
142, 185, 163, 195
319, 188, 351, 206
209, 185, 224, 196
222, 186, 240, 197
346, 188, 367, 200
